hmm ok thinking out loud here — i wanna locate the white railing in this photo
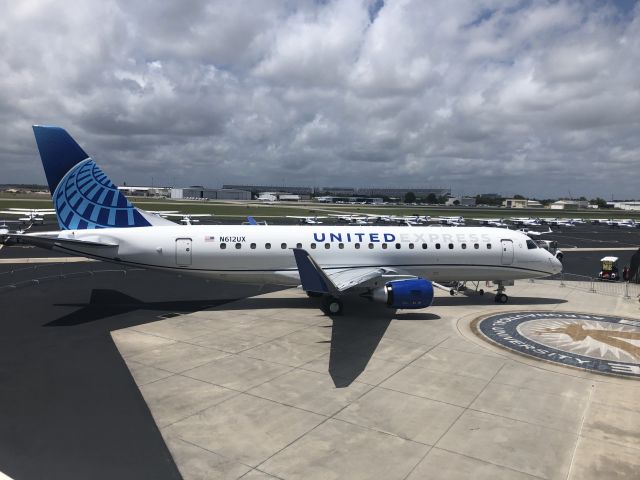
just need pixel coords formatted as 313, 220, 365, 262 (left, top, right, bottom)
530, 272, 640, 299
0, 263, 143, 294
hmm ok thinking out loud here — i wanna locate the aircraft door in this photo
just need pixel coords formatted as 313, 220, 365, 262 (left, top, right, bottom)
500, 239, 514, 265
176, 238, 192, 266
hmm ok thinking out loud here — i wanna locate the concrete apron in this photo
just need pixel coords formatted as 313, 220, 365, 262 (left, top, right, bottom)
112, 281, 640, 480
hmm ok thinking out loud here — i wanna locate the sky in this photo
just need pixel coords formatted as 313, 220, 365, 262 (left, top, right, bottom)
0, 0, 639, 199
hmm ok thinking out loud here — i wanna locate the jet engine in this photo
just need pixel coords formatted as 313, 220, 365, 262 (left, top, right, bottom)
371, 278, 434, 309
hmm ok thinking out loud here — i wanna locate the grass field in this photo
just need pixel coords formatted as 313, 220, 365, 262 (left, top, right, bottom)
1, 195, 639, 221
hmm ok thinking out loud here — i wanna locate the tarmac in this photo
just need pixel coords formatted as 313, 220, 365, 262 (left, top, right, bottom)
1, 221, 639, 479
112, 282, 640, 480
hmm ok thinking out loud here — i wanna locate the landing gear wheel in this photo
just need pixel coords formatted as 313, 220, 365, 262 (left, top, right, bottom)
479, 289, 485, 296
306, 291, 323, 298
494, 293, 508, 304
322, 296, 343, 315
449, 289, 456, 296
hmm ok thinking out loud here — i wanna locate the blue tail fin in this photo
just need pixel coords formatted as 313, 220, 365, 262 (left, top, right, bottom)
33, 125, 151, 230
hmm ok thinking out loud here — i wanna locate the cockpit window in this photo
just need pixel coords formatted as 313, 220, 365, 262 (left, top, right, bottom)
526, 240, 538, 249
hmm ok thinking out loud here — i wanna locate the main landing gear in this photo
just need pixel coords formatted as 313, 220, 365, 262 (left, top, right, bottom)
494, 281, 509, 303
321, 296, 343, 315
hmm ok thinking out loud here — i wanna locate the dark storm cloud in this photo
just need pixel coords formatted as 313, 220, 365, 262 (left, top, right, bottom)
1, 0, 639, 198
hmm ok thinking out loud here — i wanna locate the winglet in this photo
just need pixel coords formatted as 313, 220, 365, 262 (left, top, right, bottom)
246, 216, 258, 225
292, 248, 338, 294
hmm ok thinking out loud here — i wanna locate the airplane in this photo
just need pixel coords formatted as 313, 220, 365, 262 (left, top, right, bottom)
149, 211, 213, 225
242, 216, 268, 226
328, 214, 372, 225
540, 218, 575, 227
434, 216, 465, 226
0, 208, 56, 224
10, 126, 562, 315
605, 219, 637, 228
286, 216, 327, 225
472, 218, 508, 227
361, 214, 430, 226
509, 217, 541, 227
518, 227, 553, 237
0, 220, 30, 242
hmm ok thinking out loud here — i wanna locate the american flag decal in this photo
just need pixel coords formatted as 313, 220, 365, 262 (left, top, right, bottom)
204, 235, 215, 242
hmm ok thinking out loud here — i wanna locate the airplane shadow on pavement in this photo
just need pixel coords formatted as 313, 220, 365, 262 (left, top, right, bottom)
48, 289, 565, 388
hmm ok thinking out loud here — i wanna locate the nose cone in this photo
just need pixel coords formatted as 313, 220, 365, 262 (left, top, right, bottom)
549, 255, 563, 274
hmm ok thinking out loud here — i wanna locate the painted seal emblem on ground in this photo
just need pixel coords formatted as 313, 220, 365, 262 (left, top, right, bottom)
473, 311, 640, 378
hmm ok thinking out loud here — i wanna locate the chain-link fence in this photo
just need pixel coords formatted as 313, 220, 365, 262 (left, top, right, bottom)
530, 272, 640, 299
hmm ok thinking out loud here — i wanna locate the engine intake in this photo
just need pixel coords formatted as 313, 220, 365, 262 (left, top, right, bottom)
372, 278, 434, 309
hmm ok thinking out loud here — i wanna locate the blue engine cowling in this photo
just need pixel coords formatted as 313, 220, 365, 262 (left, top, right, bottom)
375, 278, 434, 309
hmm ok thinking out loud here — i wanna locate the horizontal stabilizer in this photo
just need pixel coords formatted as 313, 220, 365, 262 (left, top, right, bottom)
9, 234, 118, 253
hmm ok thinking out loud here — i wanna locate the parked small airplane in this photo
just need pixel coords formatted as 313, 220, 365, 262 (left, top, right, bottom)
606, 219, 637, 228
0, 208, 56, 224
472, 218, 508, 227
434, 216, 465, 226
362, 214, 430, 225
10, 126, 562, 315
518, 227, 553, 237
286, 216, 327, 225
509, 217, 541, 227
243, 216, 268, 226
0, 220, 30, 242
149, 211, 213, 225
328, 214, 372, 225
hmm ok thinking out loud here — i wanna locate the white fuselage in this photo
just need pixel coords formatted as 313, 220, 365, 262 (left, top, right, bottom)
49, 225, 562, 286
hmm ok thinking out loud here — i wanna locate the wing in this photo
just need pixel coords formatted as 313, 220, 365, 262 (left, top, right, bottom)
292, 248, 414, 294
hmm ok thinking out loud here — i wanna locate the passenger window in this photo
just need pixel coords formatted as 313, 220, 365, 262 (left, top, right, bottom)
311, 243, 316, 249
435, 243, 441, 249
220, 243, 226, 249
235, 243, 242, 249
422, 243, 427, 249
448, 243, 454, 249
395, 243, 401, 249
325, 243, 330, 249
250, 243, 256, 249
355, 243, 361, 249
487, 243, 492, 249
281, 243, 287, 249
409, 243, 415, 249
382, 243, 388, 249
474, 243, 479, 249
461, 243, 467, 249
339, 243, 344, 249
368, 243, 374, 249
265, 243, 271, 249
296, 243, 302, 248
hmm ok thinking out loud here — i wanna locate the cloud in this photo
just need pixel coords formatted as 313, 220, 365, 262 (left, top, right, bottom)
0, 0, 639, 198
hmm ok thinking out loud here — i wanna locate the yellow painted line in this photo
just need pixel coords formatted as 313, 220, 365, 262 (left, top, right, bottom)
0, 257, 93, 264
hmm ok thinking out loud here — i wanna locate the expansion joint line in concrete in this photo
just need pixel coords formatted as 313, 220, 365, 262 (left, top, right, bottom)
565, 382, 595, 480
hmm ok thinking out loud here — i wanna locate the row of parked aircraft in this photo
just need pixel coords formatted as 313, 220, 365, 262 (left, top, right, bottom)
3, 126, 564, 315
